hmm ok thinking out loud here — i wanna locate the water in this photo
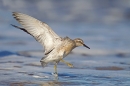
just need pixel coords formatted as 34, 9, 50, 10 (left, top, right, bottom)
0, 15, 130, 86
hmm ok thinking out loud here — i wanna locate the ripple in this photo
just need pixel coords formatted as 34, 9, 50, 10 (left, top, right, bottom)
0, 51, 15, 57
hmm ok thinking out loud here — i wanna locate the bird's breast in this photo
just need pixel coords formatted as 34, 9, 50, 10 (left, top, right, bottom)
61, 42, 75, 57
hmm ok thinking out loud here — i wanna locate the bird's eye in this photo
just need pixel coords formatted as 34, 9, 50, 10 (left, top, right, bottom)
78, 40, 83, 43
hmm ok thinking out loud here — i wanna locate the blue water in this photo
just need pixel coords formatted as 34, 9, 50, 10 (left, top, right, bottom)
0, 12, 130, 86
1, 22, 130, 54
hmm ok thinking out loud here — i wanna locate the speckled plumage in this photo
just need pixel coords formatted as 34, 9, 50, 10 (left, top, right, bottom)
40, 37, 76, 66
12, 12, 90, 77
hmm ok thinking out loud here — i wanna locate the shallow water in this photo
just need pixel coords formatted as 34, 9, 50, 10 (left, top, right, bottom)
0, 20, 130, 86
0, 50, 130, 86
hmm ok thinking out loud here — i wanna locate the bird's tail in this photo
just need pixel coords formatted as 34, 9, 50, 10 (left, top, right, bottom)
40, 57, 48, 68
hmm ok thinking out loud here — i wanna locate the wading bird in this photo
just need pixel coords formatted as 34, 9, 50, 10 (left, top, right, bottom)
12, 12, 90, 77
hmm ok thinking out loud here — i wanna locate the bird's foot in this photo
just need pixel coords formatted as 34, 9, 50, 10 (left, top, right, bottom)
52, 72, 58, 80
67, 63, 74, 68
53, 72, 58, 77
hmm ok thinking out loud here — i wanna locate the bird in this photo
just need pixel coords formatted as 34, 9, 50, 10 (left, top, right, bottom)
12, 12, 90, 77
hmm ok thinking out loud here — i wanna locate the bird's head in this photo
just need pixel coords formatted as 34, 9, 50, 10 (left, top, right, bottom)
74, 38, 90, 49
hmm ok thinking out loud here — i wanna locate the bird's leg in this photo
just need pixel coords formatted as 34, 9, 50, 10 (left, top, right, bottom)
60, 59, 73, 68
53, 62, 58, 78
54, 63, 57, 74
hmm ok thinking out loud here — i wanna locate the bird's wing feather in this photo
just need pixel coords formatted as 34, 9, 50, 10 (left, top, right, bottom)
12, 12, 61, 54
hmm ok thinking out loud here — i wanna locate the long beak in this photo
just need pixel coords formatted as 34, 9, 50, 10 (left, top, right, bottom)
83, 44, 90, 49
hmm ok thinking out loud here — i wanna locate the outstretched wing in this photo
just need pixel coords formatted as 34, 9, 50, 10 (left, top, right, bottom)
12, 12, 61, 55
